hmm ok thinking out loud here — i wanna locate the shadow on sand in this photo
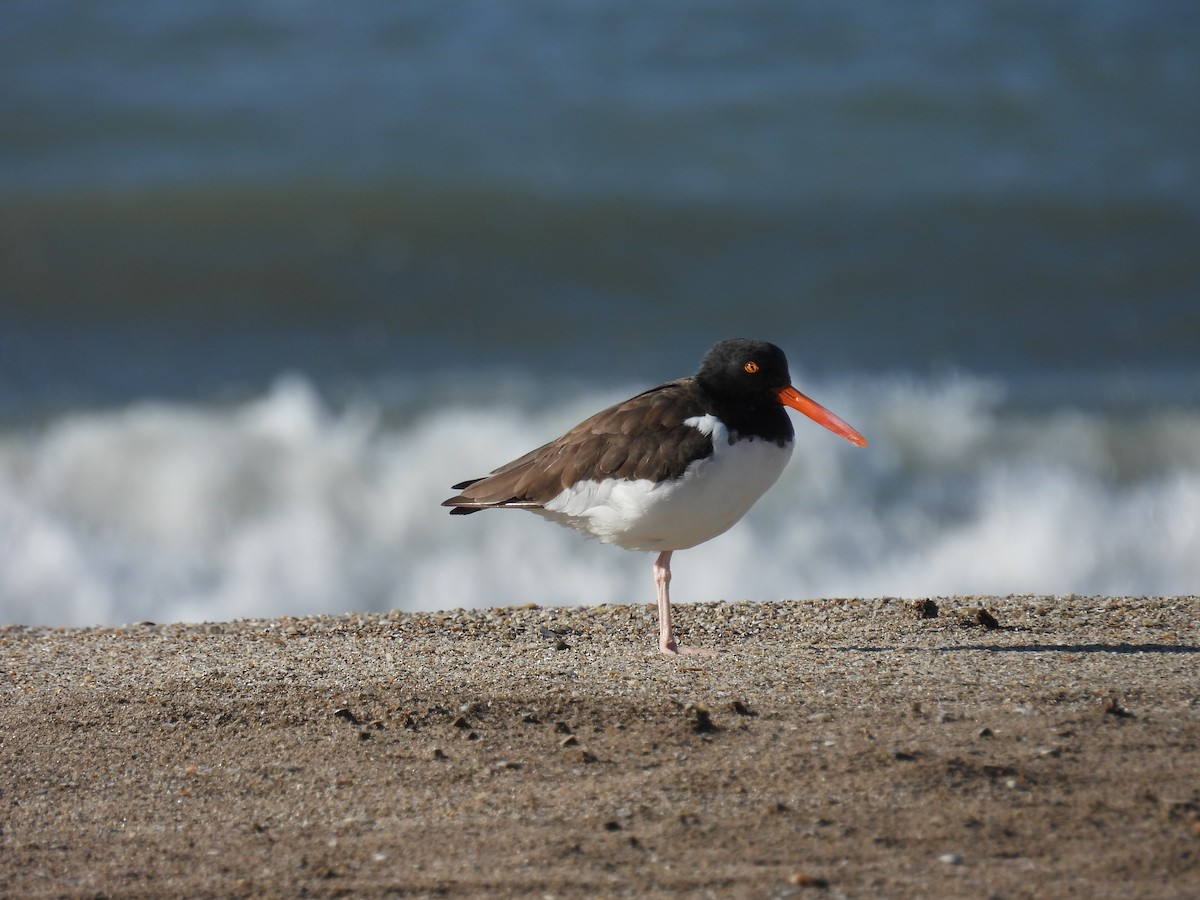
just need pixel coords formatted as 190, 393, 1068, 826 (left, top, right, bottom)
828, 642, 1200, 654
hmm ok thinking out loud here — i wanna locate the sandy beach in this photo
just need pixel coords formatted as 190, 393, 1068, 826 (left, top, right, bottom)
2, 594, 1197, 898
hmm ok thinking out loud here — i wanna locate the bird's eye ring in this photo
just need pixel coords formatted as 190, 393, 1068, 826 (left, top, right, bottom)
743, 361, 759, 374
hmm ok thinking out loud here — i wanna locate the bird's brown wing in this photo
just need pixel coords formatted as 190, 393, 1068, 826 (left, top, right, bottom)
442, 378, 714, 513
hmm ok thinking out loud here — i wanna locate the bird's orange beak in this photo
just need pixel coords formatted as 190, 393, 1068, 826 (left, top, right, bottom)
776, 385, 868, 447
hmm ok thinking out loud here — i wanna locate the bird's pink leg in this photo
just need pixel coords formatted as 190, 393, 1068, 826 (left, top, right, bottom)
654, 551, 715, 656
654, 551, 675, 652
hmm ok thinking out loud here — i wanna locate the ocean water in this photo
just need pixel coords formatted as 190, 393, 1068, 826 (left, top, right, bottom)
2, 1, 1198, 625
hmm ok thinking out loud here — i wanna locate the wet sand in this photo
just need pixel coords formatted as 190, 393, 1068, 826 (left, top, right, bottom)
2, 595, 1198, 898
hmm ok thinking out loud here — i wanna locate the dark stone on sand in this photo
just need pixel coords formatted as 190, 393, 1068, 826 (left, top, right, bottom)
976, 608, 1001, 629
1103, 696, 1135, 719
789, 872, 831, 888
910, 599, 940, 619
685, 702, 718, 733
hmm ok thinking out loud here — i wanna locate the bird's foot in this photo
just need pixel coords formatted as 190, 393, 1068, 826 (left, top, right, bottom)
660, 641, 717, 657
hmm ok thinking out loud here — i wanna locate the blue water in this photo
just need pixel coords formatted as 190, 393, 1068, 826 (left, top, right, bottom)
1, 1, 1198, 625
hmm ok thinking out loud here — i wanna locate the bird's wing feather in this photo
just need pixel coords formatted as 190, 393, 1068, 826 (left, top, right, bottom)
442, 378, 714, 511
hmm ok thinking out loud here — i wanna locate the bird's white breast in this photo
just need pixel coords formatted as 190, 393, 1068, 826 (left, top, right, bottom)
537, 414, 793, 552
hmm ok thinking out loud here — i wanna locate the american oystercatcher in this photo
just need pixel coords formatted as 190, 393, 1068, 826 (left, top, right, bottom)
442, 338, 867, 655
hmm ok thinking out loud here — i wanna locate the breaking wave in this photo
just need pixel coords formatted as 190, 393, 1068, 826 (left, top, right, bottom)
1, 372, 1197, 626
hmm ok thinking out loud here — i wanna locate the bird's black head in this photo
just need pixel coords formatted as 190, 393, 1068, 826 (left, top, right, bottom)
695, 339, 792, 403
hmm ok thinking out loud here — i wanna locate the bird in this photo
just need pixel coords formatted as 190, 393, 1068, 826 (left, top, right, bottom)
442, 338, 867, 655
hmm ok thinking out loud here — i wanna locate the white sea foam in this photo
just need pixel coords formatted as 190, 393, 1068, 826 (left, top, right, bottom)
1, 373, 1198, 626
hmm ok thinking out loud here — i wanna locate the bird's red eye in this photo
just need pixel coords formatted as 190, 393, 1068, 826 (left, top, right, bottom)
743, 361, 759, 374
